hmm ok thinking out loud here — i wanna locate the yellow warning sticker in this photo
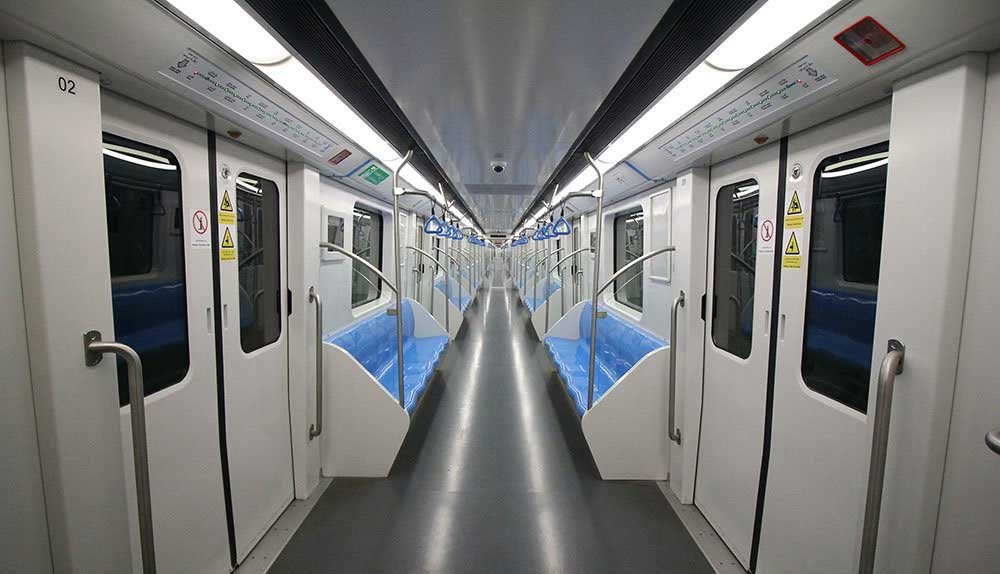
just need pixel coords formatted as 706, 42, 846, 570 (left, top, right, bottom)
782, 232, 801, 269
219, 189, 236, 225
220, 227, 236, 261
785, 190, 804, 229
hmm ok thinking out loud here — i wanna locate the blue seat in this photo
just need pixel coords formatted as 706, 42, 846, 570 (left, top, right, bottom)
544, 303, 666, 416
523, 275, 561, 313
112, 282, 187, 356
325, 300, 448, 413
803, 288, 877, 371
435, 275, 472, 312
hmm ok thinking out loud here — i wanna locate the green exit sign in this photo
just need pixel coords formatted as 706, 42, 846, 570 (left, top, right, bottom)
358, 163, 389, 186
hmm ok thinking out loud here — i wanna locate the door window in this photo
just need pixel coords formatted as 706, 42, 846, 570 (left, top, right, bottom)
613, 208, 644, 311
801, 142, 889, 412
103, 133, 189, 406
712, 179, 759, 359
352, 206, 383, 307
236, 173, 282, 353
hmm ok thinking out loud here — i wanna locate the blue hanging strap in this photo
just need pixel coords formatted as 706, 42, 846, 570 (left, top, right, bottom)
423, 214, 443, 235
553, 216, 571, 236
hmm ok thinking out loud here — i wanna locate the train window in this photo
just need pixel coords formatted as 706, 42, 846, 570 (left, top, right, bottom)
801, 142, 889, 413
613, 208, 644, 311
103, 133, 189, 406
711, 179, 758, 359
352, 206, 383, 307
236, 173, 282, 353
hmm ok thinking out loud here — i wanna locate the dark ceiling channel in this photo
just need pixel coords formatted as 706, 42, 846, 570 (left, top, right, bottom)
242, 0, 482, 228
513, 0, 760, 232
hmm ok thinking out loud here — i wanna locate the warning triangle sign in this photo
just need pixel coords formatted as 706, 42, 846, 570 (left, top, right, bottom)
787, 191, 803, 215
785, 232, 801, 255
221, 227, 235, 249
220, 190, 234, 212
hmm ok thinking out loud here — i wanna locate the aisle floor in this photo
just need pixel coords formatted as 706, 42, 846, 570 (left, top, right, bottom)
269, 269, 713, 573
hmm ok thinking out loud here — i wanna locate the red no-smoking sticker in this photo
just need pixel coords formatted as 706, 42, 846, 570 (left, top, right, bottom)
759, 218, 775, 252
190, 209, 211, 249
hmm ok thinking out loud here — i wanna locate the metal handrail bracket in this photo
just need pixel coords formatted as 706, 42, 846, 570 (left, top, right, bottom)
309, 287, 323, 440
858, 339, 905, 574
84, 331, 156, 573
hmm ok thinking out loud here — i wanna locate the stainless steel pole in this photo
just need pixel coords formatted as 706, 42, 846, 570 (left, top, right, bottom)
390, 151, 412, 409
586, 152, 604, 410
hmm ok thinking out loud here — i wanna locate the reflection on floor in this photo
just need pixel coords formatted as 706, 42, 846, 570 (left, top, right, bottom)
268, 267, 713, 574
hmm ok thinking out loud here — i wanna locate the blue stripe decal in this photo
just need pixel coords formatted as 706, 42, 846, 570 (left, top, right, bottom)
344, 158, 372, 178
624, 160, 652, 181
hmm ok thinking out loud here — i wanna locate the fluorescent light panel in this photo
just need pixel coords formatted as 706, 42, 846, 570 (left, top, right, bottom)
167, 0, 448, 208
547, 0, 838, 213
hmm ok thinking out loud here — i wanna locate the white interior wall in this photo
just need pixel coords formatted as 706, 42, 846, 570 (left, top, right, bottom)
0, 42, 53, 574
287, 164, 322, 498
317, 180, 396, 335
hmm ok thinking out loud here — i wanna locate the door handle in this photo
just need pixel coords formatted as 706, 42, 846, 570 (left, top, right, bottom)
84, 331, 157, 573
987, 429, 1000, 456
308, 287, 323, 440
858, 339, 905, 574
668, 291, 685, 444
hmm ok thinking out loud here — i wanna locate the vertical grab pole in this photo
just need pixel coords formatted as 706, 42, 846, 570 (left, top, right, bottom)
545, 235, 552, 333
586, 152, 604, 410
83, 332, 156, 574
390, 150, 413, 409
668, 291, 685, 444
859, 340, 906, 574
309, 287, 323, 439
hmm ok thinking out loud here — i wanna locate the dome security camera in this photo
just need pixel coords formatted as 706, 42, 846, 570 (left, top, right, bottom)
490, 161, 507, 174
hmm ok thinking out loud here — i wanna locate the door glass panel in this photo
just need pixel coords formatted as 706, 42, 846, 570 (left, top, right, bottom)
613, 208, 644, 311
712, 179, 759, 359
801, 142, 889, 413
351, 206, 383, 307
103, 133, 189, 406
236, 173, 281, 353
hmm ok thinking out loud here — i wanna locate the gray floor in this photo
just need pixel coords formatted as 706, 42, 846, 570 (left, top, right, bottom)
268, 267, 714, 573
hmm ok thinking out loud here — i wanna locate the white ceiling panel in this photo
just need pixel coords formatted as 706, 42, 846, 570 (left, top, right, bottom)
327, 0, 670, 231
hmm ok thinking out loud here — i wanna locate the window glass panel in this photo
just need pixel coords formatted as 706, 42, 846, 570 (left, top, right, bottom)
236, 173, 281, 353
801, 141, 889, 413
104, 133, 189, 406
712, 178, 758, 359
352, 206, 383, 307
613, 208, 644, 311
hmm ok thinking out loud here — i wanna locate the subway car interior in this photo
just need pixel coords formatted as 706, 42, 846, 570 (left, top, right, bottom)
2, 0, 1000, 572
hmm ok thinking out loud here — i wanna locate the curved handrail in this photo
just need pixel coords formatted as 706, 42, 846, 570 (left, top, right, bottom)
986, 429, 1000, 456
548, 247, 593, 274
406, 245, 446, 270
668, 292, 684, 444
408, 245, 451, 332
309, 287, 323, 440
84, 334, 156, 573
859, 340, 906, 574
431, 246, 462, 267
595, 247, 675, 297
535, 247, 565, 270
319, 242, 398, 295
